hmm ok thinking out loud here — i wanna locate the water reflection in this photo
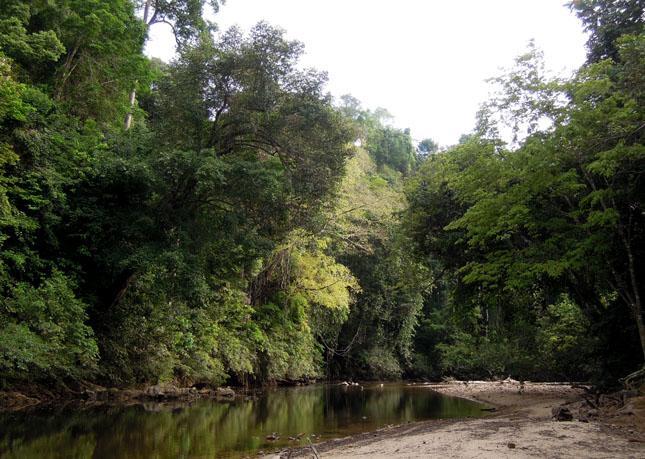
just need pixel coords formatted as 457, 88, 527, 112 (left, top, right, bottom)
0, 384, 483, 458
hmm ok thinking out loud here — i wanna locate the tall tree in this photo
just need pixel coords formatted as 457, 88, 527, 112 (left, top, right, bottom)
569, 0, 644, 63
1, 0, 149, 124
406, 37, 645, 375
125, 0, 224, 129
417, 138, 439, 158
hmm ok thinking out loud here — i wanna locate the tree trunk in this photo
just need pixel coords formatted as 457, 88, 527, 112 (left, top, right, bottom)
634, 302, 645, 362
626, 246, 645, 361
584, 168, 645, 362
124, 0, 153, 130
109, 271, 137, 309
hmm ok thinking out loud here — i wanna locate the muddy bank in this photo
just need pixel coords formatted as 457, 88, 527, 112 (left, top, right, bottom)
279, 381, 645, 458
0, 383, 239, 411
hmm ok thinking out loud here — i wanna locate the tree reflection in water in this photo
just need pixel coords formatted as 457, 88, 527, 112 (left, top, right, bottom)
0, 383, 483, 458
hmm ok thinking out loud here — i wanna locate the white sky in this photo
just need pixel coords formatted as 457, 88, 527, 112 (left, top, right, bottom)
146, 0, 588, 147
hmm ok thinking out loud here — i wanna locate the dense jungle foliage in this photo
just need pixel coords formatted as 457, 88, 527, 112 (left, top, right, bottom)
0, 0, 643, 389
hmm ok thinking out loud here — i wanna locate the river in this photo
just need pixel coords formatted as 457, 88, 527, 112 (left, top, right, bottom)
0, 383, 483, 458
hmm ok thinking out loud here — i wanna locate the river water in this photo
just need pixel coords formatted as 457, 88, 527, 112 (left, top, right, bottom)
0, 383, 483, 458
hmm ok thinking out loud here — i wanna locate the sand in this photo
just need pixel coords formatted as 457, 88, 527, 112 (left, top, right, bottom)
276, 381, 645, 459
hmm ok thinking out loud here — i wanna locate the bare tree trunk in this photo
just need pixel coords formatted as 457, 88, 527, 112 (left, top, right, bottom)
634, 302, 645, 361
626, 246, 645, 361
124, 0, 153, 130
110, 272, 136, 309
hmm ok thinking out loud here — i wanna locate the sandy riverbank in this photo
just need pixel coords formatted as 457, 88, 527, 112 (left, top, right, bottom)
279, 381, 645, 458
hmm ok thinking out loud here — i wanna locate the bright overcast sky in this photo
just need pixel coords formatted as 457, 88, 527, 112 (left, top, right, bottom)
147, 0, 588, 146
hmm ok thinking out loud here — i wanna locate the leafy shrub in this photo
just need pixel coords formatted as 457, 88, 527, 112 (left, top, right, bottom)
0, 272, 98, 385
537, 295, 597, 380
360, 346, 402, 379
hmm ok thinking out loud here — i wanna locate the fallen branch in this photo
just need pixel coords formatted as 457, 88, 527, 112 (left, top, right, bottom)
620, 366, 645, 390
308, 437, 321, 459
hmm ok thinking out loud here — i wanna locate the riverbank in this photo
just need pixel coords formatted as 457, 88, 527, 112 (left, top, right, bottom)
282, 381, 645, 458
0, 383, 240, 411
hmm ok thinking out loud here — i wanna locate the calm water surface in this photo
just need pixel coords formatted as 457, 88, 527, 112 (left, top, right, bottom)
0, 383, 483, 458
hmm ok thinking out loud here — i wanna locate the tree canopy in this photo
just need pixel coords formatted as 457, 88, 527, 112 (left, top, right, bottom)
0, 0, 643, 390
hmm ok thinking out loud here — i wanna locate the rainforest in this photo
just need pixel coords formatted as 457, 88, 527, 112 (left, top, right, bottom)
0, 0, 643, 398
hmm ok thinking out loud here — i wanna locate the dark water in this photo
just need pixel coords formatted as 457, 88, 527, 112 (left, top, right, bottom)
0, 383, 483, 458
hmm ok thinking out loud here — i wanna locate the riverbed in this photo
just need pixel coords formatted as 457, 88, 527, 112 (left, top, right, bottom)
287, 382, 645, 458
0, 383, 483, 458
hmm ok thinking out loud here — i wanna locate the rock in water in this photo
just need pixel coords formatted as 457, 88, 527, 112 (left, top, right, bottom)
216, 387, 235, 398
145, 384, 164, 396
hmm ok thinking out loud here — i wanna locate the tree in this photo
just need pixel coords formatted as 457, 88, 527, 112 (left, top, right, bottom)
417, 138, 439, 158
65, 23, 355, 384
569, 0, 644, 63
316, 142, 429, 378
405, 37, 645, 379
0, 7, 109, 382
148, 23, 354, 219
1, 0, 149, 124
125, 0, 224, 129
366, 126, 416, 174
